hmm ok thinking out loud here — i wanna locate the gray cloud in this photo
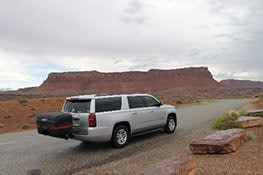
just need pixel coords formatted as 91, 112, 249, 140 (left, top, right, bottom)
124, 0, 143, 14
0, 0, 263, 89
121, 0, 145, 24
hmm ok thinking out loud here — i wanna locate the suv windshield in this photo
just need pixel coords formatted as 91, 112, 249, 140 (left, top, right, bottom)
63, 99, 91, 113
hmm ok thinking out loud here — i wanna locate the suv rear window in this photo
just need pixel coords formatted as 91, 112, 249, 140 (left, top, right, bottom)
95, 97, 121, 113
63, 100, 91, 113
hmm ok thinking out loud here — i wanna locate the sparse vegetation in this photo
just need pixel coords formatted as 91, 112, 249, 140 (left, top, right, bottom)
176, 99, 183, 104
4, 114, 14, 119
212, 112, 243, 130
21, 124, 30, 130
238, 109, 248, 116
257, 112, 263, 117
247, 131, 256, 141
18, 97, 28, 106
195, 99, 215, 105
0, 123, 5, 128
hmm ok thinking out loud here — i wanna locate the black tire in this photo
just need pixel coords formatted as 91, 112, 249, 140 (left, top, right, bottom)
165, 115, 177, 133
111, 125, 130, 148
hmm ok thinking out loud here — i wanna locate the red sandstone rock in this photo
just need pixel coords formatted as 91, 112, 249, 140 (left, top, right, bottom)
190, 129, 246, 154
238, 116, 262, 128
137, 157, 197, 175
247, 109, 263, 117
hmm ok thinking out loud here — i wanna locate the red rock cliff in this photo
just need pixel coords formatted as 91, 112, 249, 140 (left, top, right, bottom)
20, 67, 219, 95
220, 79, 263, 89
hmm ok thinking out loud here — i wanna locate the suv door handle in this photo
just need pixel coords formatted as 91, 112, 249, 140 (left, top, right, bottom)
132, 112, 138, 115
150, 110, 154, 113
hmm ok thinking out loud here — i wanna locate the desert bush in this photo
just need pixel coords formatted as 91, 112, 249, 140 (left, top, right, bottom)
176, 99, 183, 104
0, 123, 5, 128
238, 109, 248, 116
28, 112, 38, 118
247, 132, 256, 141
31, 106, 38, 111
4, 114, 14, 119
212, 112, 243, 130
18, 98, 28, 104
21, 124, 30, 130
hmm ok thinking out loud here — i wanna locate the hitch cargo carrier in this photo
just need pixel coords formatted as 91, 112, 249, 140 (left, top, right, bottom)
36, 112, 73, 139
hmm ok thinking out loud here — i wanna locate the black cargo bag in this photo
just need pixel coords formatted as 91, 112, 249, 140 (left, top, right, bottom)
36, 112, 73, 139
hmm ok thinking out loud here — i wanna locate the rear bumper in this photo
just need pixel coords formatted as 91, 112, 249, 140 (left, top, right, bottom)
72, 127, 112, 142
37, 125, 72, 139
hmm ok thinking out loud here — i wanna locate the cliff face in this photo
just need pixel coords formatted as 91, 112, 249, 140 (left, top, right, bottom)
220, 79, 263, 89
19, 67, 219, 95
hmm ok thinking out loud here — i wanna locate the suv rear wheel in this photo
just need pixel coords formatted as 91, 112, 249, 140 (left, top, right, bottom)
165, 115, 177, 133
111, 125, 130, 148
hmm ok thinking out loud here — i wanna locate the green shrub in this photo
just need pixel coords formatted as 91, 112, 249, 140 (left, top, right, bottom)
212, 113, 243, 130
247, 132, 256, 141
21, 124, 30, 130
238, 109, 248, 116
255, 112, 263, 117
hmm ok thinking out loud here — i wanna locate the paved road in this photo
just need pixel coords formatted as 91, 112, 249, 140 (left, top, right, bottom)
0, 99, 253, 175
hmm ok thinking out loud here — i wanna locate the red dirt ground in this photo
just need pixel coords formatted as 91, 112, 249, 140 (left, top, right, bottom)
0, 97, 65, 134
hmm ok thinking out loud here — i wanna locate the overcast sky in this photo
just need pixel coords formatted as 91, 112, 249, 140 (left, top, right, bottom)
0, 0, 263, 89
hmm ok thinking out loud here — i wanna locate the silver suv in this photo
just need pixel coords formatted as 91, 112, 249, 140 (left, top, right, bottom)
63, 94, 177, 148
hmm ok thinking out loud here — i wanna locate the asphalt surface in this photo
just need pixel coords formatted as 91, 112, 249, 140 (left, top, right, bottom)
0, 99, 253, 175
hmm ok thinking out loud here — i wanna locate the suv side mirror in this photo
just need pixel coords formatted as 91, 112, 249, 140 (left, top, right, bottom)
154, 102, 162, 107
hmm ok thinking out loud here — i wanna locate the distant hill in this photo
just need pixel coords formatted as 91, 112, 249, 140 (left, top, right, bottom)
220, 79, 263, 89
17, 67, 219, 95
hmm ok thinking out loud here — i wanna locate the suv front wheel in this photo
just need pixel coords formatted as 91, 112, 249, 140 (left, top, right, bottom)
111, 125, 130, 148
165, 115, 177, 133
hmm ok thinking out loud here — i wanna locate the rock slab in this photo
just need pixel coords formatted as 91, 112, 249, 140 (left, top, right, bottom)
247, 109, 263, 117
137, 157, 197, 175
190, 129, 246, 154
238, 116, 262, 128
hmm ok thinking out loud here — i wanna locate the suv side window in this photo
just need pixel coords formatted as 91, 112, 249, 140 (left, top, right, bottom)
128, 96, 145, 109
144, 96, 160, 107
95, 97, 121, 113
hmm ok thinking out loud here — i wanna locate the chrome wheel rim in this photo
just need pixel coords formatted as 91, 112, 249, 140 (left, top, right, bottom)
168, 119, 175, 131
116, 129, 127, 145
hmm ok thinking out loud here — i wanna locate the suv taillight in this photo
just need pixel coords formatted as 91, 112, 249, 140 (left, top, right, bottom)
89, 113, 96, 127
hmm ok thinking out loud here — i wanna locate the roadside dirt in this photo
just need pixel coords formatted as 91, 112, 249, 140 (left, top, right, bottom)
73, 126, 263, 175
73, 104, 263, 175
192, 127, 263, 175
